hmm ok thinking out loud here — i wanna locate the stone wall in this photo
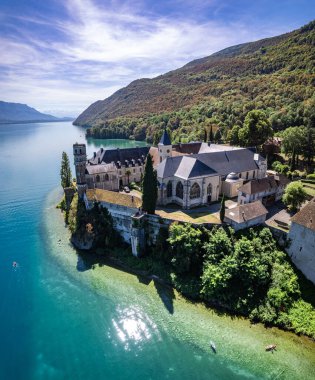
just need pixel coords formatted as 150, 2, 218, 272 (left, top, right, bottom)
287, 222, 315, 284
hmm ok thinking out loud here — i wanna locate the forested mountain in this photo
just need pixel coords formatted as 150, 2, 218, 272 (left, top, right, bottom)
74, 20, 315, 143
0, 101, 72, 124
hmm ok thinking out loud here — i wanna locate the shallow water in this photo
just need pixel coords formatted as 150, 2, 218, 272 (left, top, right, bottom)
0, 121, 314, 380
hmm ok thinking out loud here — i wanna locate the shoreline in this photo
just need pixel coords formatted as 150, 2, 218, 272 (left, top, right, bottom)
43, 188, 315, 379
55, 188, 315, 341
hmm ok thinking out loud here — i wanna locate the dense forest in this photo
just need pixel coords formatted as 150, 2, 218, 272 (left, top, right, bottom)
75, 20, 315, 143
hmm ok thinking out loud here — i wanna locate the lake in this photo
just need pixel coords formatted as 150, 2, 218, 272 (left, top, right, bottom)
0, 121, 314, 380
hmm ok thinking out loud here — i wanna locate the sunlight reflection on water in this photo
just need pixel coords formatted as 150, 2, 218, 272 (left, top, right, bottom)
112, 306, 159, 350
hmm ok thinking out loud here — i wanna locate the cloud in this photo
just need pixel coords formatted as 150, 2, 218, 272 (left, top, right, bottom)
0, 0, 292, 116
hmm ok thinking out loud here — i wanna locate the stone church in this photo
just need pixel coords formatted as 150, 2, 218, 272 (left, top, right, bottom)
73, 130, 267, 209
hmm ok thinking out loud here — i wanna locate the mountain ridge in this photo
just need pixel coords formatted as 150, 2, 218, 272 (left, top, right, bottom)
74, 20, 315, 142
0, 101, 73, 124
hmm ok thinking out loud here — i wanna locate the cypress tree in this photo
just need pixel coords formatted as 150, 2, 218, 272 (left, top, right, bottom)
60, 151, 72, 189
204, 129, 207, 142
209, 125, 214, 142
220, 194, 226, 222
142, 154, 158, 214
290, 147, 295, 171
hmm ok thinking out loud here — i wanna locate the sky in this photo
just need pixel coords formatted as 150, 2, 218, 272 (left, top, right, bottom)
0, 0, 314, 117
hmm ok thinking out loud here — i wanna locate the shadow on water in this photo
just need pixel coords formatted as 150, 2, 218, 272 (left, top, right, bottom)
153, 279, 175, 314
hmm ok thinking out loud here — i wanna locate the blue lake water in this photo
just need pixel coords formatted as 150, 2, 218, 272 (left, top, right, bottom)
0, 121, 314, 380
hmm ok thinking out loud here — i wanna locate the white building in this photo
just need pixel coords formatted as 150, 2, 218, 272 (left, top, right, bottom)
237, 174, 290, 206
152, 130, 267, 209
287, 199, 315, 285
224, 201, 268, 231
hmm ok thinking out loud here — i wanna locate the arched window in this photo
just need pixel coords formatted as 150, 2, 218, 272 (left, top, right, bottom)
167, 181, 172, 197
105, 174, 109, 181
190, 183, 200, 199
96, 175, 100, 183
176, 182, 183, 199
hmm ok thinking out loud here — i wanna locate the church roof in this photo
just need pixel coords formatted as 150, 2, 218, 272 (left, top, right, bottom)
156, 147, 262, 180
157, 156, 217, 179
88, 146, 150, 166
175, 156, 217, 179
291, 198, 315, 232
159, 130, 172, 145
192, 149, 260, 176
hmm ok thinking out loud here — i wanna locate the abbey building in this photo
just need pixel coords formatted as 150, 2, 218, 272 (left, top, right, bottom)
73, 130, 270, 209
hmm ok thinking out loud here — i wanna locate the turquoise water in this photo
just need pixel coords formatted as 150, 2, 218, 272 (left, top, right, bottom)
0, 122, 314, 380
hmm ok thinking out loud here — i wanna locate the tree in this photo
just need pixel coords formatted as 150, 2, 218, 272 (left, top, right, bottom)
125, 169, 131, 184
282, 181, 307, 211
214, 128, 221, 143
227, 125, 240, 145
238, 110, 273, 147
60, 152, 72, 189
168, 222, 203, 274
142, 154, 158, 214
209, 125, 214, 141
203, 129, 207, 142
280, 126, 307, 161
220, 194, 226, 222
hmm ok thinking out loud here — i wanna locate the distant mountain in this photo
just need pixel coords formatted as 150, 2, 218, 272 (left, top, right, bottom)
0, 101, 73, 124
74, 20, 315, 142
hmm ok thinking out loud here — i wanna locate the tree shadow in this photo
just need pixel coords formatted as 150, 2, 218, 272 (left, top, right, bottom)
153, 279, 175, 314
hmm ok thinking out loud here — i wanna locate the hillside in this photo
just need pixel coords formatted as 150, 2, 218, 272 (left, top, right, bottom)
0, 101, 72, 124
74, 20, 315, 142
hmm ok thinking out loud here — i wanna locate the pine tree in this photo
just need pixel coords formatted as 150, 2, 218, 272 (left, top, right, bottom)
220, 194, 226, 222
142, 154, 158, 214
60, 151, 72, 189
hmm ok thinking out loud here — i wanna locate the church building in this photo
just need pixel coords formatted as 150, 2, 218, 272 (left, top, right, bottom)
74, 129, 267, 209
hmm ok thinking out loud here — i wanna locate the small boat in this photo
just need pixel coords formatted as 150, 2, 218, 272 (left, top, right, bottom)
265, 344, 277, 351
210, 341, 216, 352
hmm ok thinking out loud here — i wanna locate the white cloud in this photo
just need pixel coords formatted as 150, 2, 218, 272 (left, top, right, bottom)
0, 0, 288, 116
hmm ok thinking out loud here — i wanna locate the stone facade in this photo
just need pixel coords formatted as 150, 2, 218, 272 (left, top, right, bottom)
287, 199, 315, 285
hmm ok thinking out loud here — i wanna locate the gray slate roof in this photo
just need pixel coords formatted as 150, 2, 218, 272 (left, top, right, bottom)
192, 149, 260, 176
88, 146, 150, 166
225, 201, 268, 223
157, 147, 261, 179
159, 130, 172, 145
157, 156, 217, 179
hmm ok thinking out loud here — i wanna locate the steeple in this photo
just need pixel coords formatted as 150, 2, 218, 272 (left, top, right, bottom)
159, 129, 172, 146
158, 129, 172, 163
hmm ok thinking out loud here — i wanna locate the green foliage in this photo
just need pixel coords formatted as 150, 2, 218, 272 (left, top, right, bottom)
142, 154, 158, 214
201, 227, 303, 319
60, 151, 72, 189
282, 181, 307, 211
227, 125, 240, 145
68, 194, 118, 248
238, 110, 273, 147
306, 173, 315, 180
272, 161, 290, 174
77, 22, 315, 148
168, 222, 203, 274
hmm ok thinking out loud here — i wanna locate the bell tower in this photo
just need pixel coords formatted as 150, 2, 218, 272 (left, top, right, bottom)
158, 129, 172, 163
73, 143, 87, 198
